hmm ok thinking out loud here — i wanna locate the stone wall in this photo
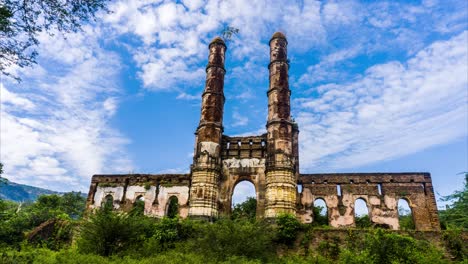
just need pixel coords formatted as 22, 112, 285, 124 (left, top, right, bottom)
297, 173, 440, 231
86, 174, 190, 218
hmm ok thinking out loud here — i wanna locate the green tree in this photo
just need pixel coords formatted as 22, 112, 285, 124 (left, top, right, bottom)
439, 173, 468, 229
191, 218, 274, 262
312, 205, 329, 226
0, 0, 109, 80
398, 207, 415, 230
0, 162, 6, 186
231, 197, 256, 221
0, 192, 86, 247
275, 213, 301, 245
355, 215, 372, 228
77, 209, 154, 256
166, 196, 179, 219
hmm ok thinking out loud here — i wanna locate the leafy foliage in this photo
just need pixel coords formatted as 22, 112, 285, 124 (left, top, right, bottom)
166, 196, 179, 219
0, 192, 85, 247
439, 173, 468, 230
275, 213, 302, 245
362, 230, 447, 264
312, 205, 328, 226
0, 0, 109, 79
355, 215, 372, 228
231, 197, 256, 221
190, 218, 275, 262
0, 162, 6, 186
77, 208, 155, 256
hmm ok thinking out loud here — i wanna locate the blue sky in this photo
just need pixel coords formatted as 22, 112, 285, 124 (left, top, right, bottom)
1, 0, 466, 209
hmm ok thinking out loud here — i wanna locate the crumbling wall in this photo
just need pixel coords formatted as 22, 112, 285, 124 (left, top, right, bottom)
297, 173, 440, 231
86, 174, 190, 218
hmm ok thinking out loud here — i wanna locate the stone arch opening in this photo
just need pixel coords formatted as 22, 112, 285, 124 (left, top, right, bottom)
166, 196, 179, 218
313, 198, 328, 226
231, 180, 257, 220
398, 198, 415, 230
354, 198, 371, 228
102, 194, 113, 210
131, 195, 145, 216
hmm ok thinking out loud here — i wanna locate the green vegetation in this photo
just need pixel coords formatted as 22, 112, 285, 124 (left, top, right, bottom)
231, 196, 256, 221
0, 179, 466, 263
440, 173, 468, 230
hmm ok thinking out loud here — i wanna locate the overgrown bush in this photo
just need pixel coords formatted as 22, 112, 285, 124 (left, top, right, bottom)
355, 215, 372, 228
363, 229, 447, 264
189, 218, 275, 262
276, 213, 302, 245
231, 197, 256, 221
77, 208, 155, 256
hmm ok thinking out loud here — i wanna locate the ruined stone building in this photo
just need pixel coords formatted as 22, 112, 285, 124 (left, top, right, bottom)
86, 32, 440, 231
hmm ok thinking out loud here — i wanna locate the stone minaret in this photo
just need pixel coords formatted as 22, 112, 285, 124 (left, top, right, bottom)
265, 32, 297, 218
189, 37, 226, 219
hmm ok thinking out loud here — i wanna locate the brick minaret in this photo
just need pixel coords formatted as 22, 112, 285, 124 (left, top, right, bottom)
264, 32, 297, 218
189, 37, 226, 219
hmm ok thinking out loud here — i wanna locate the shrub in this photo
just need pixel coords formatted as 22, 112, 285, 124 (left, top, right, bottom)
190, 218, 275, 261
364, 229, 447, 264
77, 209, 155, 256
276, 213, 301, 245
355, 215, 372, 228
231, 197, 256, 221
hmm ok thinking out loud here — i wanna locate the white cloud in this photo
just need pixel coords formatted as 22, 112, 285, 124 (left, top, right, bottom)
0, 29, 133, 192
231, 109, 249, 127
176, 92, 200, 100
101, 0, 334, 90
296, 31, 468, 171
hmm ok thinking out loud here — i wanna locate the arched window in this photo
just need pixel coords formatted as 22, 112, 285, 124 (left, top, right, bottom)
398, 199, 415, 230
102, 194, 113, 210
231, 181, 256, 220
355, 198, 371, 228
166, 196, 179, 218
130, 195, 145, 216
313, 198, 328, 226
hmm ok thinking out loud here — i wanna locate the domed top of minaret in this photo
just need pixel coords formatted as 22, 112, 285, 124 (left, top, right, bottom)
209, 36, 226, 49
271, 32, 286, 39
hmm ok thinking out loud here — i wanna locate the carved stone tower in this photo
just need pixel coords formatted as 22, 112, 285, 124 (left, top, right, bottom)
188, 37, 226, 219
264, 32, 298, 218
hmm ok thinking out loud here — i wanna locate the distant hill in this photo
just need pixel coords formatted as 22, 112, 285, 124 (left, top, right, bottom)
0, 179, 59, 202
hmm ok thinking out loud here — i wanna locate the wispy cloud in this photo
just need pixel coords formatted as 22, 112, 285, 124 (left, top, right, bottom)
231, 109, 249, 127
295, 31, 468, 171
1, 27, 133, 192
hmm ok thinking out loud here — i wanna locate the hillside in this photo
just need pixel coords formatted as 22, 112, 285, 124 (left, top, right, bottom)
0, 179, 59, 202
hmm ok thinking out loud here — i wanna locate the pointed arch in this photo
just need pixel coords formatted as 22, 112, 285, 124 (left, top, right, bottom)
166, 196, 179, 218
131, 195, 145, 216
102, 194, 113, 210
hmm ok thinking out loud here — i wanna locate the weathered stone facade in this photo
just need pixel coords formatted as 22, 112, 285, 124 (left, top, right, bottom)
86, 33, 440, 231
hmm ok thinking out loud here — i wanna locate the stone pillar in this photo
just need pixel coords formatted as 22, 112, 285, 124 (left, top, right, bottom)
264, 32, 297, 218
189, 37, 226, 219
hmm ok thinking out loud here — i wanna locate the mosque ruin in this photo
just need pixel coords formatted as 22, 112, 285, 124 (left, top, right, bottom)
86, 32, 440, 231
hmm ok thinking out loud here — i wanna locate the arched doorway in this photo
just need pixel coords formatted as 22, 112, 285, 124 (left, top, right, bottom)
313, 198, 328, 226
166, 196, 179, 218
231, 181, 257, 220
354, 198, 371, 228
131, 195, 145, 216
398, 198, 415, 230
102, 194, 113, 210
